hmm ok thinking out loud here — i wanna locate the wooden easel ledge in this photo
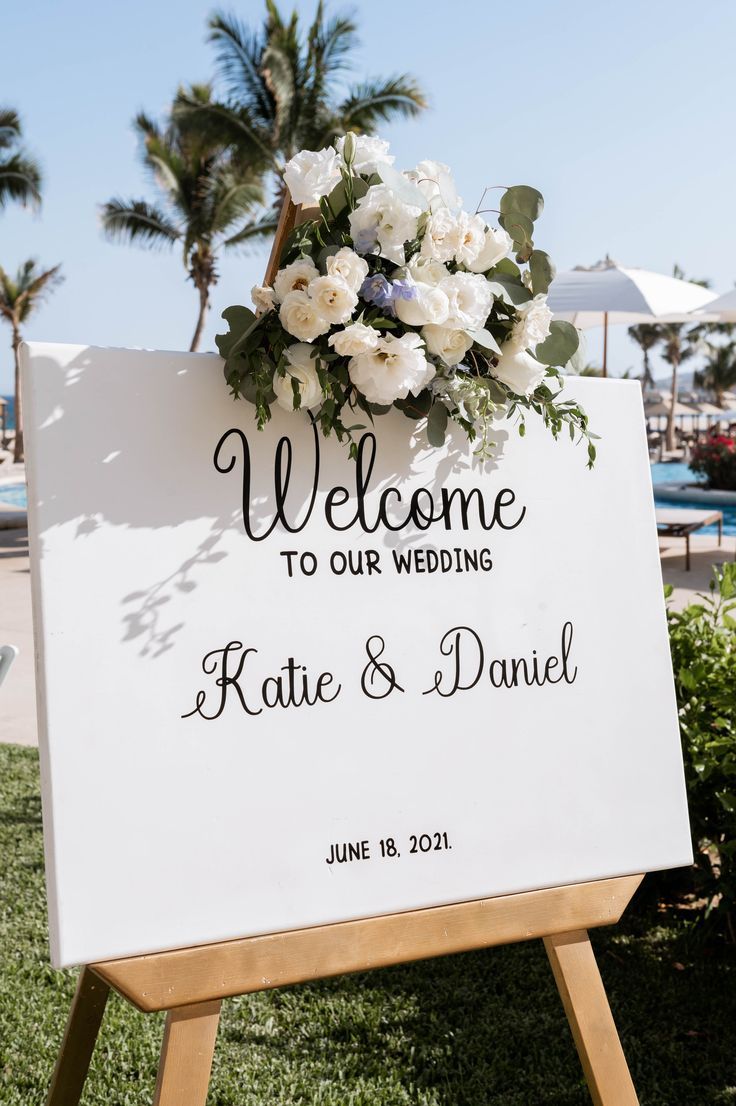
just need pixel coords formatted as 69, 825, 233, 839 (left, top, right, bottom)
92, 874, 641, 1013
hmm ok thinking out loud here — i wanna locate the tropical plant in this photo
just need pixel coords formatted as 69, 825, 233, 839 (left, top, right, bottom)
101, 85, 270, 352
666, 563, 736, 940
694, 342, 736, 408
176, 1, 427, 199
0, 108, 42, 212
690, 431, 736, 491
627, 322, 661, 388
0, 260, 63, 462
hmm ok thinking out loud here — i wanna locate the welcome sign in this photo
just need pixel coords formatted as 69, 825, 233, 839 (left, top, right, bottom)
22, 342, 692, 968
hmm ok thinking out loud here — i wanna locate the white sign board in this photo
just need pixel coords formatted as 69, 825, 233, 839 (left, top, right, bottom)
22, 342, 691, 968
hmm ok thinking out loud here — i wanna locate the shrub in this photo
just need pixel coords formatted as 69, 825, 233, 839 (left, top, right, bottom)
666, 562, 736, 939
689, 431, 736, 490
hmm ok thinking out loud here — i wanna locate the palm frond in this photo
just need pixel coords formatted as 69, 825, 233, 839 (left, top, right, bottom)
100, 199, 181, 248
0, 259, 63, 321
337, 75, 428, 131
0, 152, 42, 209
208, 11, 272, 127
208, 174, 264, 235
261, 42, 296, 147
0, 107, 22, 150
172, 93, 277, 173
222, 212, 279, 250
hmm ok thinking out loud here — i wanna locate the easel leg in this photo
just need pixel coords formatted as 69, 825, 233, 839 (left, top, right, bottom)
153, 1000, 221, 1106
46, 967, 110, 1106
544, 930, 638, 1106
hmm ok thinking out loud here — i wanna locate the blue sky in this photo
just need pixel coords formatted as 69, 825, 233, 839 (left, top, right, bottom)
2, 0, 735, 393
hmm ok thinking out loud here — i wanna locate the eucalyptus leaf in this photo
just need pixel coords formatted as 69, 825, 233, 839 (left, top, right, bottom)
529, 250, 556, 295
427, 401, 449, 447
325, 181, 347, 216
534, 320, 580, 367
395, 389, 432, 419
492, 257, 521, 279
500, 185, 544, 222
486, 277, 532, 306
216, 305, 258, 359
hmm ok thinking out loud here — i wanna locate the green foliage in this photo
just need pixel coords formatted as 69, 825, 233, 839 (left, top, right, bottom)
0, 107, 42, 211
528, 250, 555, 295
690, 431, 736, 491
192, 4, 427, 190
667, 563, 736, 938
534, 321, 580, 368
100, 86, 270, 351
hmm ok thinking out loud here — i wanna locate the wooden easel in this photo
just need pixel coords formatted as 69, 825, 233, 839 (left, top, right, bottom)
45, 200, 642, 1105
47, 876, 642, 1105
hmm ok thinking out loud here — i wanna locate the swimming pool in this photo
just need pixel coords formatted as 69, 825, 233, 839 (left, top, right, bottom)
651, 462, 735, 536
0, 483, 26, 509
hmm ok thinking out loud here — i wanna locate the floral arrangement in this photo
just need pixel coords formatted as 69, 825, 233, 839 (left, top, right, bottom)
690, 430, 736, 491
217, 133, 596, 465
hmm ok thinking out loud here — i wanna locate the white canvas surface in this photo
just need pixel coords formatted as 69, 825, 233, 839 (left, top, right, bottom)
21, 342, 692, 968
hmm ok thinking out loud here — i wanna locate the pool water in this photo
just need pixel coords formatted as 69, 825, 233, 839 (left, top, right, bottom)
650, 462, 735, 537
0, 483, 26, 508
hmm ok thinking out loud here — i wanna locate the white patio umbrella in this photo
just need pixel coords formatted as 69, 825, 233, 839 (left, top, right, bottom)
547, 257, 716, 375
692, 287, 736, 322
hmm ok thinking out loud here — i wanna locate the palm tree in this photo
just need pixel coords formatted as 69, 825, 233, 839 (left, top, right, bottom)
694, 342, 736, 408
176, 1, 427, 197
660, 324, 697, 452
0, 260, 64, 462
627, 323, 661, 388
101, 85, 270, 352
0, 108, 42, 211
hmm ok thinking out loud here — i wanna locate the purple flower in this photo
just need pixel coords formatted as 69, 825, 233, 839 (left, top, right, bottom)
360, 275, 419, 317
354, 227, 378, 254
391, 279, 417, 303
360, 274, 395, 310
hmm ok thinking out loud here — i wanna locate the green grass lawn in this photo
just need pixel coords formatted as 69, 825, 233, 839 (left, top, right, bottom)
1, 743, 735, 1105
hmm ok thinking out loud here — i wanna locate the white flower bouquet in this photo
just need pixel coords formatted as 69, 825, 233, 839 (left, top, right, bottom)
217, 133, 596, 464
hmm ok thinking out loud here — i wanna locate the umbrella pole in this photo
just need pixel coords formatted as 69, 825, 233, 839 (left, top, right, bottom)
602, 312, 608, 378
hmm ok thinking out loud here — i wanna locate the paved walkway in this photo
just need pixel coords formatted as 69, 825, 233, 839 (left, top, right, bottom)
0, 524, 734, 747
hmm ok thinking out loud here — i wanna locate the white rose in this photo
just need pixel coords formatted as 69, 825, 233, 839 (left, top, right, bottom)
421, 325, 474, 367
328, 322, 379, 357
511, 294, 553, 351
251, 284, 275, 316
406, 255, 449, 287
407, 159, 462, 212
394, 280, 450, 328
273, 343, 324, 411
349, 332, 435, 405
336, 134, 394, 174
441, 272, 494, 330
279, 290, 331, 342
454, 211, 487, 267
273, 257, 320, 303
283, 146, 341, 206
325, 247, 369, 293
421, 208, 463, 263
348, 184, 421, 265
493, 344, 547, 396
307, 274, 358, 325
465, 226, 512, 273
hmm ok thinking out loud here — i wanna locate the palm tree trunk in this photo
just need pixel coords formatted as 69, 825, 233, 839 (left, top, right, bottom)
665, 355, 680, 453
12, 324, 23, 464
189, 284, 209, 353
